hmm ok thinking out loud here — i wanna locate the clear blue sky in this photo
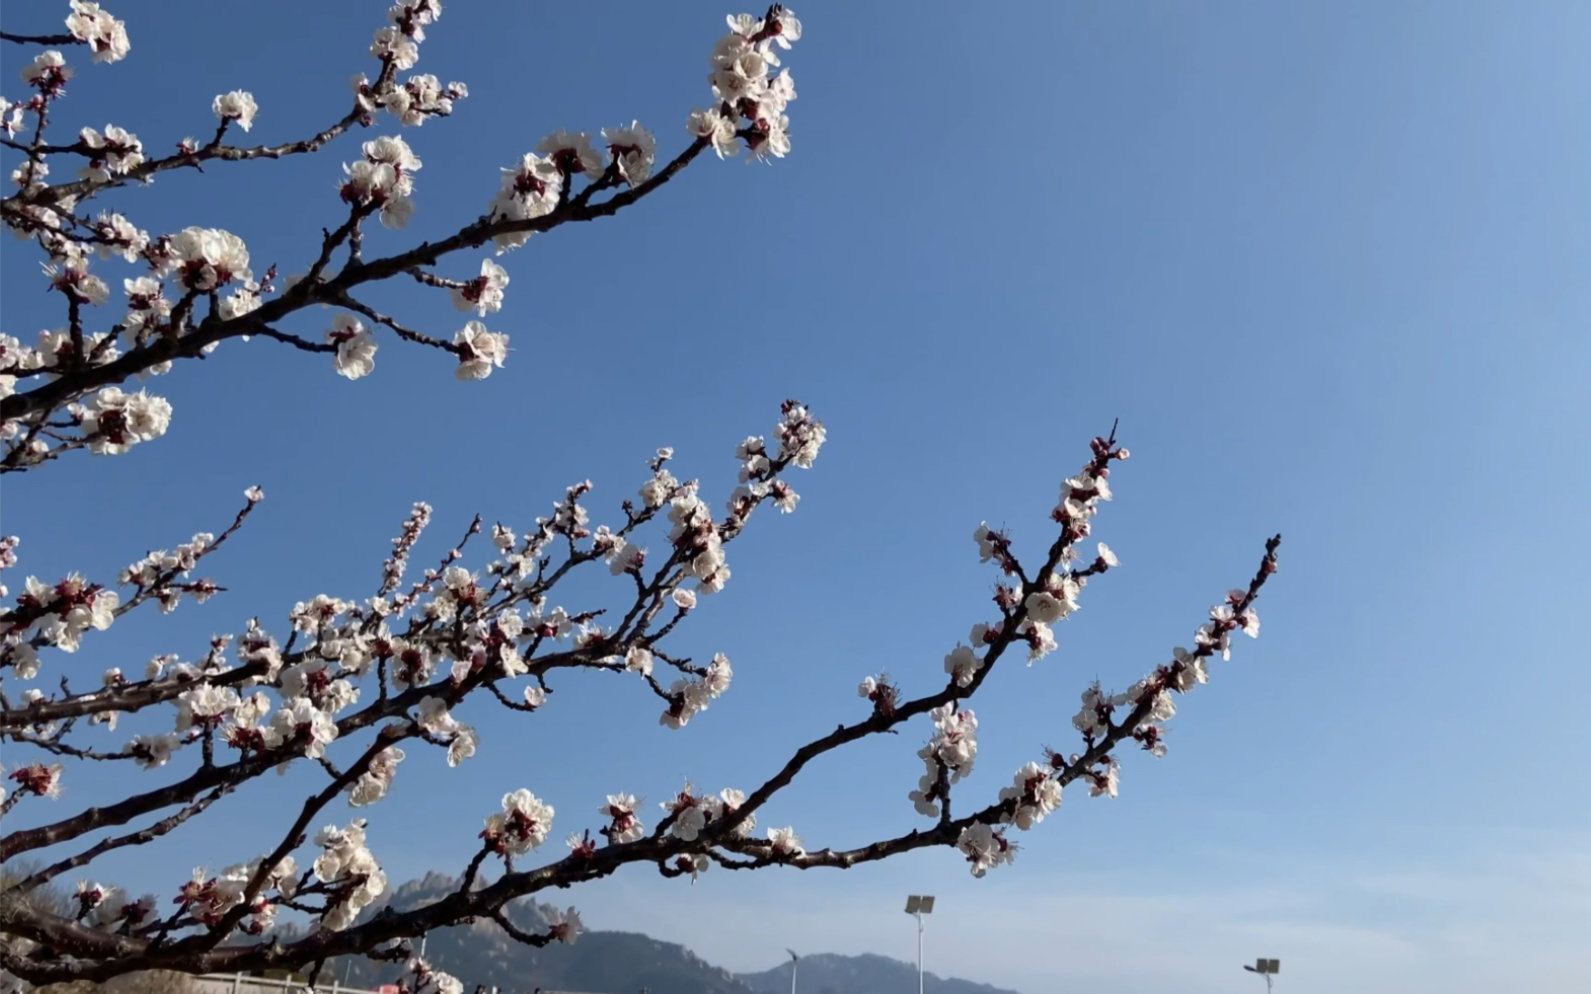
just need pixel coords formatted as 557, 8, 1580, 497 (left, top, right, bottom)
3, 2, 1588, 992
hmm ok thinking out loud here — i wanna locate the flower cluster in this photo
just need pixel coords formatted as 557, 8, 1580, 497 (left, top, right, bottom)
599, 792, 646, 844
349, 745, 406, 806
312, 819, 386, 930
161, 226, 253, 292
956, 822, 1016, 878
482, 788, 555, 857
997, 761, 1062, 831
78, 124, 144, 181
909, 704, 978, 818
340, 135, 422, 229
415, 696, 479, 767
690, 7, 801, 160
175, 855, 296, 933
21, 51, 73, 98
379, 72, 468, 127
71, 882, 156, 931
118, 530, 215, 604
660, 652, 732, 729
65, 2, 130, 64
370, 0, 442, 75
487, 149, 562, 253
661, 783, 753, 842
2, 572, 118, 657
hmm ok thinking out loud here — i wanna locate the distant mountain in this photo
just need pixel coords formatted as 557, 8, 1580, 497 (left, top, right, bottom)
323, 873, 760, 994
303, 875, 1019, 994
738, 953, 1024, 994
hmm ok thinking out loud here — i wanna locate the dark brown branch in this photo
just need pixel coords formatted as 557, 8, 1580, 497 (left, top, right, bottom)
6, 784, 233, 893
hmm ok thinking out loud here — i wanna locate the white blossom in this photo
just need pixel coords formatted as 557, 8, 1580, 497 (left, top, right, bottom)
767, 825, 804, 858
328, 314, 378, 380
271, 698, 339, 758
483, 788, 554, 856
79, 386, 172, 454
448, 259, 509, 315
544, 905, 583, 945
956, 822, 1016, 877
454, 321, 508, 380
998, 762, 1061, 830
601, 793, 645, 844
624, 645, 653, 677
163, 227, 252, 291
943, 643, 982, 687
21, 52, 73, 92
536, 129, 603, 177
211, 90, 258, 132
687, 107, 740, 159
65, 2, 130, 64
78, 125, 143, 177
601, 121, 656, 185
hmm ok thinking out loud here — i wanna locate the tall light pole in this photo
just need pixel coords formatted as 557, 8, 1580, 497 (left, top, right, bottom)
1243, 958, 1280, 993
904, 895, 935, 994
786, 948, 799, 994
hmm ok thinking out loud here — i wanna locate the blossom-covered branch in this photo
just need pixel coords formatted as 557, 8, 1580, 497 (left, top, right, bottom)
0, 1, 802, 471
0, 412, 1280, 988
1, 6, 1284, 993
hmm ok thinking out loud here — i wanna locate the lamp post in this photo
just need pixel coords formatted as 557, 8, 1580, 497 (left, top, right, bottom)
786, 949, 799, 994
903, 896, 935, 994
1243, 958, 1280, 993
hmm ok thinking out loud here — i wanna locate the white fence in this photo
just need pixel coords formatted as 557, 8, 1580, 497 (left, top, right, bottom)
194, 976, 610, 994
194, 975, 386, 994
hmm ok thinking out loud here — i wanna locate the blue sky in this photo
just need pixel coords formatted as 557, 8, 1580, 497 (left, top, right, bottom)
2, 1, 1589, 992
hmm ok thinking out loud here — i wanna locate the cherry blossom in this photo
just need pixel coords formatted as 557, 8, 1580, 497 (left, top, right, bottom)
312, 819, 387, 930
998, 762, 1061, 830
536, 129, 604, 178
482, 788, 554, 857
65, 2, 130, 64
544, 905, 583, 945
449, 258, 509, 315
383, 73, 467, 126
8, 762, 64, 799
943, 643, 983, 688
163, 226, 252, 291
600, 793, 645, 844
211, 90, 258, 132
454, 321, 508, 380
956, 822, 1016, 877
78, 124, 143, 178
329, 314, 378, 379
21, 52, 73, 96
767, 825, 804, 858
602, 121, 657, 185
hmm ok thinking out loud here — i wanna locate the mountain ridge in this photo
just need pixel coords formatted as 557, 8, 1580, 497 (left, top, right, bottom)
739, 951, 1023, 994
311, 874, 1021, 994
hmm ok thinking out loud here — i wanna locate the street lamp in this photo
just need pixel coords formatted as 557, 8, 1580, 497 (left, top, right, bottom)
903, 896, 935, 994
786, 949, 799, 994
1243, 958, 1280, 993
